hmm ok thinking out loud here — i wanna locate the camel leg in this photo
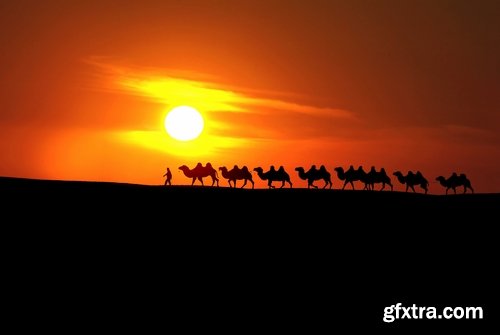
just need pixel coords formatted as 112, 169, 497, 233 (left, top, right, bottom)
380, 183, 385, 191
241, 179, 247, 188
288, 180, 293, 188
280, 180, 285, 188
268, 180, 275, 189
464, 185, 473, 194
389, 183, 393, 191
421, 184, 427, 194
350, 181, 355, 190
250, 179, 255, 189
199, 177, 204, 186
191, 177, 196, 186
411, 185, 416, 193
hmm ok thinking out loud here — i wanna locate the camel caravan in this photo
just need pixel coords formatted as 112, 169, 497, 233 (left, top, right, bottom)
174, 162, 474, 194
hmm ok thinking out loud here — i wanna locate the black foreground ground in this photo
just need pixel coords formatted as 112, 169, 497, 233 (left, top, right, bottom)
2, 177, 498, 331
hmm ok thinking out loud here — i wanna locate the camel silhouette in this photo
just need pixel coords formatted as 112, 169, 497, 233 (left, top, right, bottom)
219, 165, 254, 189
366, 167, 393, 191
179, 162, 219, 186
253, 166, 292, 189
295, 165, 332, 189
393, 171, 429, 194
436, 173, 474, 194
334, 166, 368, 190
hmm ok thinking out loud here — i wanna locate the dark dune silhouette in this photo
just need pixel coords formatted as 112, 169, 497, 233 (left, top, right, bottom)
295, 165, 332, 189
1, 176, 496, 333
394, 170, 429, 194
179, 162, 219, 186
1, 176, 495, 220
219, 165, 254, 189
436, 173, 474, 194
253, 166, 292, 189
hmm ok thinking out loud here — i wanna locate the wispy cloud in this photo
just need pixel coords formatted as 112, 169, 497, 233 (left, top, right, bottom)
87, 58, 354, 119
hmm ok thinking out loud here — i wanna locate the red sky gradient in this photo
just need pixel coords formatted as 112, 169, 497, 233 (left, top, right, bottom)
1, 0, 499, 192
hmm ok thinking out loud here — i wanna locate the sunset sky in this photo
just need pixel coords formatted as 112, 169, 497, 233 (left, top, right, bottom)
1, 0, 499, 192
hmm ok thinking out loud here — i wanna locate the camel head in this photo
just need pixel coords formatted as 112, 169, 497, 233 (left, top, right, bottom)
393, 171, 403, 177
219, 166, 228, 172
253, 167, 263, 173
295, 167, 305, 172
178, 165, 188, 171
436, 176, 446, 185
334, 167, 344, 173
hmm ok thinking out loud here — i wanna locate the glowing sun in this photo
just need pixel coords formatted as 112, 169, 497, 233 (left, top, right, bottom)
164, 106, 204, 141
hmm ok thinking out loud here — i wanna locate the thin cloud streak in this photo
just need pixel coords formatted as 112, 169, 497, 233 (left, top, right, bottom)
87, 59, 355, 119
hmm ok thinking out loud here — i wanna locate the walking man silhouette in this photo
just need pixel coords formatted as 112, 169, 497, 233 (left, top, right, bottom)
163, 167, 172, 186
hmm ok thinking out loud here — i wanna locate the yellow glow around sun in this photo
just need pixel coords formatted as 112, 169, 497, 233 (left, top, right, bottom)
120, 76, 244, 113
120, 130, 250, 158
164, 106, 204, 141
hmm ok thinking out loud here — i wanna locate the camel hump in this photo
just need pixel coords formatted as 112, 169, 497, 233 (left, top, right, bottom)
278, 166, 285, 172
319, 165, 326, 171
241, 166, 249, 172
206, 162, 213, 168
306, 165, 317, 173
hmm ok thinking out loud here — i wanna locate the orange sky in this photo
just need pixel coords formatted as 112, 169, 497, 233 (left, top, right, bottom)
1, 0, 499, 192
